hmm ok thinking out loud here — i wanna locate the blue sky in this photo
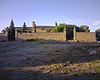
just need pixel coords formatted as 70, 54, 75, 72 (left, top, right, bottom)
0, 0, 100, 32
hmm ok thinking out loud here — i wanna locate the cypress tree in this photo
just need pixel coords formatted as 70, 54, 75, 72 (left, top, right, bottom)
8, 19, 15, 41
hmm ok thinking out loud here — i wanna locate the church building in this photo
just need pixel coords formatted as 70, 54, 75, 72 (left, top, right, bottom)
5, 20, 54, 33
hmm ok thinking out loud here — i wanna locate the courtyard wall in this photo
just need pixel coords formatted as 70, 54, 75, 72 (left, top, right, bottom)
76, 32, 96, 42
0, 31, 96, 42
15, 32, 66, 41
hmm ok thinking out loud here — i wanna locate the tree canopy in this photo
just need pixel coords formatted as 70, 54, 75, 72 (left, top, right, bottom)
80, 25, 90, 32
51, 23, 90, 40
45, 28, 51, 32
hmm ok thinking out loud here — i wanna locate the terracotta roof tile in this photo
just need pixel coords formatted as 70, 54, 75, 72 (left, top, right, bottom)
15, 26, 54, 30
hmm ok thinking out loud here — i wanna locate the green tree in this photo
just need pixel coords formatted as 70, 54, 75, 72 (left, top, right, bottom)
51, 24, 77, 39
8, 19, 15, 41
55, 22, 58, 26
51, 26, 64, 32
59, 23, 66, 28
51, 23, 66, 32
80, 25, 90, 32
45, 28, 51, 32
1, 27, 9, 33
96, 28, 100, 41
51, 23, 90, 40
1, 29, 6, 33
23, 22, 27, 32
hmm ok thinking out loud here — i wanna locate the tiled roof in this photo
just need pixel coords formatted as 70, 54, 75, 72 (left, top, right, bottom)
15, 26, 54, 30
15, 27, 31, 30
37, 26, 54, 29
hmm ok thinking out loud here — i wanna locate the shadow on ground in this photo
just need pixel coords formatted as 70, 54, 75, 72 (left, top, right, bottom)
0, 69, 100, 80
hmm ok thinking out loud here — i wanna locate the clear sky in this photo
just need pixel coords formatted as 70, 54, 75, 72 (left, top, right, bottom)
0, 0, 100, 32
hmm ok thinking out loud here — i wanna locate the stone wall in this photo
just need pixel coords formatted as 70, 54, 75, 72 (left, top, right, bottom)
76, 32, 96, 42
0, 31, 96, 42
0, 33, 7, 36
0, 33, 8, 41
16, 32, 66, 41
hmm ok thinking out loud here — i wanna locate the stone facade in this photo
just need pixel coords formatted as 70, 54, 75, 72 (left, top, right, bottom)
75, 32, 96, 42
13, 21, 54, 33
73, 28, 96, 42
15, 32, 66, 41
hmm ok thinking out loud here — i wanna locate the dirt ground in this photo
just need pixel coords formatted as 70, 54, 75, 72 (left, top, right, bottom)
0, 40, 100, 80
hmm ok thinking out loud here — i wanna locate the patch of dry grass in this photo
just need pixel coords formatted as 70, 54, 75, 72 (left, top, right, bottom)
4, 60, 100, 76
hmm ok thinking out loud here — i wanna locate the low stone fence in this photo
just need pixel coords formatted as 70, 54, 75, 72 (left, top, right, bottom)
0, 33, 8, 41
0, 31, 96, 42
16, 32, 66, 41
76, 32, 96, 42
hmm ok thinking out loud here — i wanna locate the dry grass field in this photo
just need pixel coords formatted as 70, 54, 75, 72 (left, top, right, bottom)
0, 40, 100, 80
